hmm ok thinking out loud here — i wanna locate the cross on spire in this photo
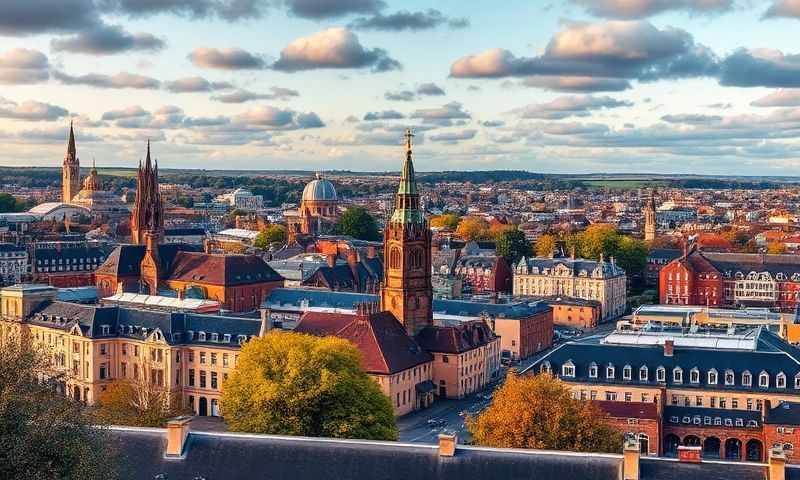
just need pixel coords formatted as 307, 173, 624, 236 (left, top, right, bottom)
404, 128, 414, 153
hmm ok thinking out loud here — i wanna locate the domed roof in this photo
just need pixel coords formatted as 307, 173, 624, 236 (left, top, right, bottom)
302, 173, 337, 202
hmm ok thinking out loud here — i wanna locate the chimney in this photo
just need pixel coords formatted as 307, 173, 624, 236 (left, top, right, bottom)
346, 249, 359, 286
259, 308, 273, 336
165, 416, 192, 458
326, 254, 336, 268
663, 339, 674, 357
438, 434, 457, 457
769, 447, 787, 480
622, 435, 640, 480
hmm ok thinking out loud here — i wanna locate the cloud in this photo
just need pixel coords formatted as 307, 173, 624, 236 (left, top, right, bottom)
763, 0, 800, 19
189, 47, 265, 70
285, 0, 384, 19
718, 49, 800, 87
570, 0, 734, 19
211, 87, 299, 103
363, 110, 405, 121
165, 76, 233, 93
0, 0, 99, 35
235, 105, 325, 129
101, 105, 149, 121
450, 21, 718, 83
100, 0, 268, 21
541, 122, 610, 135
0, 48, 50, 84
411, 102, 471, 124
522, 76, 632, 92
417, 82, 446, 96
272, 28, 400, 72
513, 95, 632, 120
54, 70, 161, 89
349, 9, 469, 31
106, 105, 235, 130
0, 97, 68, 121
660, 113, 722, 124
752, 89, 800, 107
384, 90, 415, 101
429, 129, 477, 143
50, 24, 165, 55
480, 120, 505, 127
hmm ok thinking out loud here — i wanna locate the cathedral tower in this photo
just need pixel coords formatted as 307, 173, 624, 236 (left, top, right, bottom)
380, 129, 433, 336
644, 190, 657, 242
131, 140, 164, 245
62, 121, 80, 203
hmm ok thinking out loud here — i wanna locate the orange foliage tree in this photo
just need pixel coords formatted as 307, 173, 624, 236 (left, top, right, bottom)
455, 217, 490, 241
467, 373, 623, 453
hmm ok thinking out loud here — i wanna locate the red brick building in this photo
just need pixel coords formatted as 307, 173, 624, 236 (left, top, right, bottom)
451, 255, 512, 294
595, 400, 661, 456
660, 247, 800, 310
30, 241, 112, 288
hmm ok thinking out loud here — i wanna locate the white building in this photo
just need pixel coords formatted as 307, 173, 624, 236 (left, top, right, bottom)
0, 243, 27, 284
216, 188, 263, 211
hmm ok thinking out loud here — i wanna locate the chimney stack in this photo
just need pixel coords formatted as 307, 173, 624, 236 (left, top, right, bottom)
260, 308, 273, 336
664, 339, 674, 357
769, 447, 787, 480
165, 416, 192, 458
622, 435, 640, 480
438, 434, 457, 457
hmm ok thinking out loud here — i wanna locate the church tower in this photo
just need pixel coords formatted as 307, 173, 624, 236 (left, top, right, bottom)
380, 129, 433, 336
62, 121, 80, 203
131, 140, 164, 245
644, 190, 657, 242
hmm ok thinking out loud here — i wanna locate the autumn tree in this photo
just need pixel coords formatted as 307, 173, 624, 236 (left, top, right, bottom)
0, 339, 117, 479
767, 242, 787, 254
468, 373, 622, 453
535, 234, 557, 257
254, 224, 288, 249
334, 206, 381, 241
578, 224, 620, 260
496, 228, 531, 264
430, 213, 461, 230
455, 217, 490, 241
96, 379, 186, 428
223, 332, 397, 440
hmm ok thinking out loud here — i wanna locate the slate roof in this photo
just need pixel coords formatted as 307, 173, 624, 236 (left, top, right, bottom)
765, 401, 800, 425
648, 249, 682, 262
664, 406, 761, 427
95, 243, 197, 277
518, 256, 626, 278
301, 257, 382, 292
0, 242, 25, 252
168, 252, 284, 286
702, 251, 800, 278
529, 327, 800, 395
296, 311, 433, 375
416, 321, 496, 354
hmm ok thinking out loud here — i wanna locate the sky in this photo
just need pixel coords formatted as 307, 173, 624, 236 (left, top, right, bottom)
2, 0, 800, 175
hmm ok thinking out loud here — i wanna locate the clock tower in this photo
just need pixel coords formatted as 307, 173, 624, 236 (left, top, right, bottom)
380, 129, 433, 336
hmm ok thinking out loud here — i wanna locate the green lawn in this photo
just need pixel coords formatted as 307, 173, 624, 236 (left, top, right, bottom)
582, 179, 669, 190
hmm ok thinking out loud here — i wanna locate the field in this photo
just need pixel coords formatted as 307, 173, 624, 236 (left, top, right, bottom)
581, 179, 670, 190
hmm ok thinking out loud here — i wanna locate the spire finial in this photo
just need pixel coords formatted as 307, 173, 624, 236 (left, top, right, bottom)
404, 128, 414, 154
66, 120, 77, 160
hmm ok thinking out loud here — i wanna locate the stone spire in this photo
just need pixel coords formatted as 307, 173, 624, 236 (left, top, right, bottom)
131, 139, 164, 245
390, 129, 424, 224
62, 120, 81, 202
644, 189, 657, 242
67, 121, 76, 160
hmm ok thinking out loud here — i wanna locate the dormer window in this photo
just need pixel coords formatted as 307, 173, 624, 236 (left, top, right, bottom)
237, 334, 247, 345
639, 366, 648, 381
656, 367, 666, 382
725, 369, 734, 386
795, 374, 800, 389
623, 365, 632, 380
589, 363, 598, 378
211, 333, 219, 342
606, 364, 615, 379
690, 368, 700, 384
673, 367, 683, 384
198, 331, 206, 342
759, 371, 769, 388
561, 361, 575, 378
540, 361, 551, 374
777, 372, 787, 389
742, 371, 752, 387
223, 334, 231, 343
187, 330, 194, 340
708, 369, 718, 385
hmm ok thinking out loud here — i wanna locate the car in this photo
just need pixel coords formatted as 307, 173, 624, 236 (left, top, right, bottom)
427, 418, 446, 427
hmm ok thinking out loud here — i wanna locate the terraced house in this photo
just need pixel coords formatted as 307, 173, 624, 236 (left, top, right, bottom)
529, 324, 800, 463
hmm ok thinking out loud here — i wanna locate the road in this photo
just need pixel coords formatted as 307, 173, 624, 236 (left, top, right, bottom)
398, 321, 618, 444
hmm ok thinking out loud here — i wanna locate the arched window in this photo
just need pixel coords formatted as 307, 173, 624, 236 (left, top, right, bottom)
673, 367, 683, 384
390, 248, 401, 269
690, 368, 700, 384
409, 249, 423, 269
742, 370, 752, 387
777, 372, 787, 389
540, 361, 551, 374
759, 371, 769, 388
725, 369, 735, 386
623, 365, 632, 380
639, 366, 649, 381
589, 363, 598, 378
708, 369, 718, 385
656, 366, 666, 382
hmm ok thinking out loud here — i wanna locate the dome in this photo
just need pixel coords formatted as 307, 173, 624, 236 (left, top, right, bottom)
302, 173, 337, 202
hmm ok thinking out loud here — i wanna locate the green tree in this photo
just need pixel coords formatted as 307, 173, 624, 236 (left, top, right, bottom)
0, 339, 117, 479
96, 379, 186, 428
223, 332, 397, 440
496, 228, 531, 264
254, 224, 288, 249
578, 224, 620, 260
467, 373, 622, 453
535, 234, 557, 257
334, 207, 380, 241
614, 236, 648, 279
0, 193, 29, 213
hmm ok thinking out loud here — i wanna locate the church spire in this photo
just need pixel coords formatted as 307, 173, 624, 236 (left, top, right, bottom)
67, 120, 76, 160
398, 129, 417, 195
62, 120, 80, 202
390, 130, 424, 224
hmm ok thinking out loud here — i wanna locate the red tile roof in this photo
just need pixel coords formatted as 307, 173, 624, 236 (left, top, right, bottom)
168, 252, 283, 286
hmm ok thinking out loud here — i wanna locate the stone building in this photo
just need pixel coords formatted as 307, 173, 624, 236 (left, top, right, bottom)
514, 255, 627, 320
0, 243, 27, 285
62, 122, 80, 203
644, 192, 657, 242
286, 173, 340, 239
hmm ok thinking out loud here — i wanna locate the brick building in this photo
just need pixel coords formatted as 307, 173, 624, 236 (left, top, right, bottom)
596, 400, 661, 456
30, 241, 111, 288
450, 255, 512, 294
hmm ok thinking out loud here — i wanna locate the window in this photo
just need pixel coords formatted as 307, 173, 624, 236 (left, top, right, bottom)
211, 372, 218, 389
540, 361, 551, 374
656, 367, 665, 382
623, 365, 632, 380
690, 368, 699, 384
639, 366, 648, 381
590, 391, 597, 400
100, 344, 107, 355
122, 344, 127, 356
759, 371, 769, 388
223, 354, 229, 368
561, 362, 575, 378
708, 369, 718, 385
605, 391, 617, 401
795, 375, 800, 389
720, 398, 727, 409
624, 392, 632, 402
200, 352, 206, 364
99, 364, 106, 380
725, 370, 734, 386
714, 417, 722, 426
121, 362, 127, 377
673, 367, 683, 384
199, 332, 206, 342
211, 353, 217, 366
742, 371, 752, 387
199, 371, 207, 389
589, 363, 598, 378
188, 369, 195, 387
606, 364, 615, 379
696, 396, 703, 406
732, 399, 738, 409
443, 355, 449, 364
777, 372, 787, 389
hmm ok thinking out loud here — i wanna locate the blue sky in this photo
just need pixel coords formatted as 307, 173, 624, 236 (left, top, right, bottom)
2, 0, 800, 174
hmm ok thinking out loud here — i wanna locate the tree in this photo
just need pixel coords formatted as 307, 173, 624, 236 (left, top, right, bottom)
535, 234, 557, 257
254, 224, 288, 249
768, 242, 787, 254
455, 217, 490, 241
334, 207, 380, 241
614, 236, 648, 280
578, 224, 620, 260
96, 379, 186, 428
495, 228, 531, 264
0, 339, 117, 479
223, 332, 397, 440
467, 373, 622, 453
0, 193, 29, 213
430, 213, 461, 230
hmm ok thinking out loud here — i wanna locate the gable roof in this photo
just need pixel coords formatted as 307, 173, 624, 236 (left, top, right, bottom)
95, 243, 197, 277
168, 252, 284, 286
416, 321, 496, 354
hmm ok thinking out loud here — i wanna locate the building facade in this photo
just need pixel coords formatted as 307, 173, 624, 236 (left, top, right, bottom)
514, 256, 627, 320
450, 255, 512, 294
30, 241, 111, 288
0, 243, 27, 285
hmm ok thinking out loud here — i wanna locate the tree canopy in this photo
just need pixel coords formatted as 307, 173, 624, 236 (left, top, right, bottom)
0, 193, 30, 213
430, 213, 461, 230
222, 332, 397, 440
467, 373, 622, 453
0, 340, 117, 479
535, 234, 557, 257
495, 228, 531, 264
562, 225, 648, 279
254, 224, 288, 249
334, 207, 381, 241
96, 379, 186, 428
455, 217, 490, 241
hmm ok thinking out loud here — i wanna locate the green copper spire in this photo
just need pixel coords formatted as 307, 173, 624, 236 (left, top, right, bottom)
390, 129, 425, 224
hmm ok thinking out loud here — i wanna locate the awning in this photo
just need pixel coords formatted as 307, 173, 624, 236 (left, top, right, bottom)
415, 380, 436, 393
